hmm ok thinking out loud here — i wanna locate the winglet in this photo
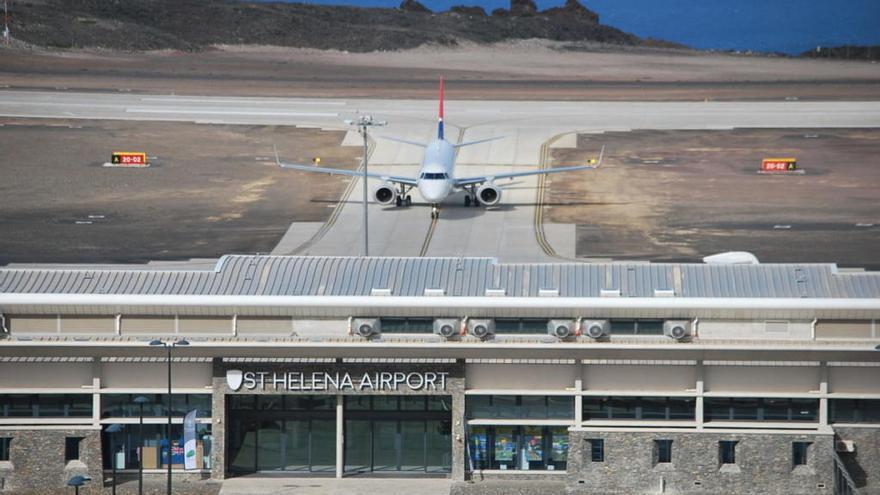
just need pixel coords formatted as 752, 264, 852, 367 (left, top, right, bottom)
594, 145, 606, 168
438, 76, 445, 140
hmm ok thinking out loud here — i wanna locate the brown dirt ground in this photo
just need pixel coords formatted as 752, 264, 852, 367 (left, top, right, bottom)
0, 118, 359, 264
546, 129, 880, 268
2, 43, 880, 101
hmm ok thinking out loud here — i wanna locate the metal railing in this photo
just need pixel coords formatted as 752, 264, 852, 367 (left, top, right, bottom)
833, 450, 862, 495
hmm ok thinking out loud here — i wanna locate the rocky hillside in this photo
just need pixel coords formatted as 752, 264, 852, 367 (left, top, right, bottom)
800, 45, 880, 61
6, 0, 642, 52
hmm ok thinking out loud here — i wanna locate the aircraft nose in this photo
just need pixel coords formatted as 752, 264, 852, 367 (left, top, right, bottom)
419, 181, 448, 203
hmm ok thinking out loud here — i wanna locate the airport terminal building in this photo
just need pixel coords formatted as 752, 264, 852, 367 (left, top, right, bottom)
0, 255, 878, 494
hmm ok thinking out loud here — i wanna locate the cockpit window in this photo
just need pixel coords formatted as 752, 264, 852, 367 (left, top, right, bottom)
420, 173, 449, 180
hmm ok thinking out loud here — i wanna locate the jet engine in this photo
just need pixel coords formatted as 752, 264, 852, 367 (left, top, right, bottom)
373, 182, 397, 205
477, 183, 502, 206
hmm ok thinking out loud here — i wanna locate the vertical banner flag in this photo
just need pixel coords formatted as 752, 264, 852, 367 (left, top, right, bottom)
184, 409, 198, 470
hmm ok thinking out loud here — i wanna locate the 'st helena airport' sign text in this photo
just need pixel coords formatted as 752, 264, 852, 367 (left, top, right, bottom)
226, 370, 449, 392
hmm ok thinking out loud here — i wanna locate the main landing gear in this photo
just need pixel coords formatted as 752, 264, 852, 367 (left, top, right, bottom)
463, 186, 481, 207
394, 184, 413, 208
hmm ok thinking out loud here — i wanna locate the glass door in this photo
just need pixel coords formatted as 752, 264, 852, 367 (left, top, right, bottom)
372, 421, 399, 471
310, 420, 336, 472
228, 419, 258, 472
400, 421, 426, 472
426, 420, 452, 472
256, 420, 283, 471
344, 419, 372, 473
283, 420, 309, 472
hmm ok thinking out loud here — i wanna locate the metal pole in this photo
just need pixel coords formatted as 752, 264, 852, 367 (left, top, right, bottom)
166, 344, 172, 495
362, 123, 369, 257
138, 404, 144, 495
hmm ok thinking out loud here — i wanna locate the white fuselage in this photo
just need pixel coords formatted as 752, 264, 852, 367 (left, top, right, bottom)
416, 138, 456, 204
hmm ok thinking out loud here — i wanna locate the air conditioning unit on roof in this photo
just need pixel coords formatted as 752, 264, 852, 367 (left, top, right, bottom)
581, 320, 610, 340
663, 320, 691, 340
434, 318, 461, 340
548, 319, 577, 340
352, 318, 380, 339
468, 319, 495, 340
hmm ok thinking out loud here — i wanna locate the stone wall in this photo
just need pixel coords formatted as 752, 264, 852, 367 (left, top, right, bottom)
0, 428, 102, 495
452, 480, 566, 495
835, 427, 880, 495
565, 430, 835, 495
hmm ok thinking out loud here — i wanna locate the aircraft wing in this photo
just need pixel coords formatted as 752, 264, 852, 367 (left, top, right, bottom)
275, 147, 418, 186
454, 146, 604, 187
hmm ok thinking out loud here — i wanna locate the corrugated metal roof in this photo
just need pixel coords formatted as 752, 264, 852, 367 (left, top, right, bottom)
0, 256, 878, 299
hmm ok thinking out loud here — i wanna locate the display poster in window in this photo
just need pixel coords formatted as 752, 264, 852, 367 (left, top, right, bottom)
184, 409, 198, 470
524, 434, 543, 461
552, 436, 569, 461
494, 434, 514, 461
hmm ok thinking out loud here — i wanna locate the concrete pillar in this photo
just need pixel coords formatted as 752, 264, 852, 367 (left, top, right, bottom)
574, 378, 583, 427
451, 359, 466, 481
695, 360, 704, 429
336, 394, 344, 478
210, 358, 226, 480
91, 357, 102, 428
819, 362, 829, 430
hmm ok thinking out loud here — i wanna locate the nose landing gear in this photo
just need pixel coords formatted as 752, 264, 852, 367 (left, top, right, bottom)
430, 204, 440, 219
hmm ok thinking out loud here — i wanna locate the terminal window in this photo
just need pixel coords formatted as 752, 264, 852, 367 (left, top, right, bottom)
704, 398, 817, 422
468, 426, 568, 471
494, 318, 550, 334
609, 320, 664, 335
0, 438, 10, 461
0, 394, 92, 418
589, 439, 604, 462
719, 441, 737, 465
466, 395, 573, 420
829, 399, 880, 423
379, 318, 433, 333
582, 396, 695, 421
655, 440, 672, 464
65, 437, 83, 462
792, 442, 811, 466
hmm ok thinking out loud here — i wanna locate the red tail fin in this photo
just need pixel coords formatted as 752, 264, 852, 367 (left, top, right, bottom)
438, 76, 445, 140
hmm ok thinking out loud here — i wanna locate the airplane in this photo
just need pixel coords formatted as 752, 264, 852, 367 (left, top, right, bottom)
275, 78, 603, 219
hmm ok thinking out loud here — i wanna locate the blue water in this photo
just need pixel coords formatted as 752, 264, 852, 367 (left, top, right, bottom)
278, 0, 880, 54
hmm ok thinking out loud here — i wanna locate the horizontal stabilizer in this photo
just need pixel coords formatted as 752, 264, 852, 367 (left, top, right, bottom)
379, 136, 428, 148
453, 135, 505, 148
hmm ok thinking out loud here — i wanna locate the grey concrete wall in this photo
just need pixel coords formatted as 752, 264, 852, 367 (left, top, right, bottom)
0, 428, 102, 495
565, 430, 835, 495
210, 360, 465, 481
835, 427, 880, 495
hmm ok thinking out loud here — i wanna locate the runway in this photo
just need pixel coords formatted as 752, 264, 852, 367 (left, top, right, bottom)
2, 90, 879, 261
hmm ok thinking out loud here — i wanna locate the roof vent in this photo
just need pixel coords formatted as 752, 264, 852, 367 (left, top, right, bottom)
370, 288, 392, 297
424, 288, 445, 297
485, 288, 506, 297
600, 289, 621, 298
703, 251, 760, 265
654, 289, 675, 298
538, 288, 559, 297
